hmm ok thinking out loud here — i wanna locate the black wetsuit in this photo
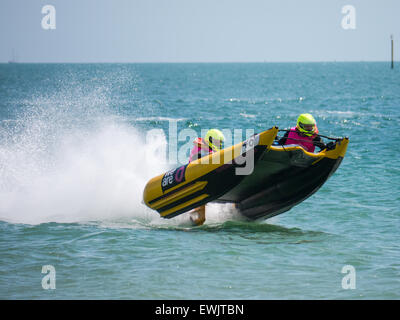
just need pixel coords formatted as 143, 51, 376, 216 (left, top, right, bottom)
277, 129, 326, 151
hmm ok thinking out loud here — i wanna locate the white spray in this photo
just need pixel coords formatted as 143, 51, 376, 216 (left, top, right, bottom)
0, 86, 238, 226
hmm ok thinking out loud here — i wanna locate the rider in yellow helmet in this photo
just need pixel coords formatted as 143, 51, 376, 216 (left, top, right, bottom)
278, 113, 326, 152
189, 129, 225, 225
189, 128, 225, 162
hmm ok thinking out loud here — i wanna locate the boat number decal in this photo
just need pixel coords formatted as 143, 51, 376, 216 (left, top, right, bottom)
161, 164, 188, 192
241, 134, 260, 154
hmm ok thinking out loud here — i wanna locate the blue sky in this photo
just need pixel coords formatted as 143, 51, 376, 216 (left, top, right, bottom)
0, 0, 399, 62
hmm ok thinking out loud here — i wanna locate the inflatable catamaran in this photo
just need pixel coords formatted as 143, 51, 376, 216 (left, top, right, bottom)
143, 127, 348, 221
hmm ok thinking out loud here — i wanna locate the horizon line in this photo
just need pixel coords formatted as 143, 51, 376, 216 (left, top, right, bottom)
1, 60, 398, 64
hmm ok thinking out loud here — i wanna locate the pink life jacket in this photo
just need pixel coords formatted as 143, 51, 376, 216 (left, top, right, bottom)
285, 126, 317, 153
189, 138, 213, 162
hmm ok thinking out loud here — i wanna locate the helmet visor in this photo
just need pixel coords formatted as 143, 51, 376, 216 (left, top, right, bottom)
213, 139, 223, 150
209, 138, 224, 150
299, 122, 315, 134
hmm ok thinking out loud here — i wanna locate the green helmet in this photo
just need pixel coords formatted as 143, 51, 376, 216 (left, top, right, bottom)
205, 129, 225, 151
296, 113, 317, 136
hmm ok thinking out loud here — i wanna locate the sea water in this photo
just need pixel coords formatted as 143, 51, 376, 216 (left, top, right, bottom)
0, 62, 399, 299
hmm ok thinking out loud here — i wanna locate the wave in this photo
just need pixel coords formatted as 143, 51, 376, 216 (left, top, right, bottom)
131, 116, 186, 122
0, 84, 173, 224
0, 89, 244, 227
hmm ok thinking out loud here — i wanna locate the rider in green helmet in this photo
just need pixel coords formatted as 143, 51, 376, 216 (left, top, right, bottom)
189, 129, 225, 225
189, 128, 225, 162
278, 113, 326, 152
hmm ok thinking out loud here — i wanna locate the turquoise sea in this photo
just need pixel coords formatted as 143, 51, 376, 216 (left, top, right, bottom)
0, 62, 399, 299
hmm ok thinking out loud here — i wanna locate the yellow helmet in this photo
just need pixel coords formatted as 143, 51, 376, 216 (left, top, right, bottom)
205, 129, 225, 151
296, 113, 317, 136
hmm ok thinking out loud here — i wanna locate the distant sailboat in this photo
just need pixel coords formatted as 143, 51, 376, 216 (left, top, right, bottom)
8, 49, 17, 64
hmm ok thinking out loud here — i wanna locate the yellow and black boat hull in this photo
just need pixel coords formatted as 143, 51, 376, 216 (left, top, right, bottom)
142, 126, 349, 221
216, 138, 349, 220
143, 127, 279, 218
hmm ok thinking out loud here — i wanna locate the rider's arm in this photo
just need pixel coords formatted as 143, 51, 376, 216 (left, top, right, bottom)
277, 131, 289, 145
313, 136, 326, 151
